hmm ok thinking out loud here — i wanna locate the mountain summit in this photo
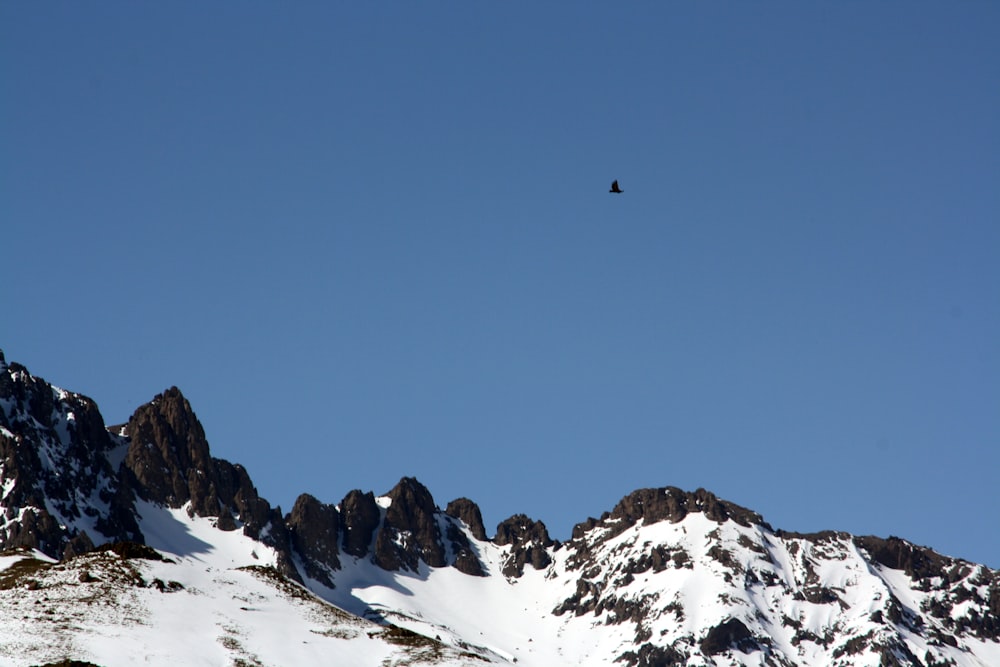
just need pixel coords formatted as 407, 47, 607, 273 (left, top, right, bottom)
1, 350, 998, 666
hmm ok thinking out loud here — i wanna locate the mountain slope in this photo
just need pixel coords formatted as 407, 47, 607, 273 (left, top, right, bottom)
0, 529, 482, 667
1, 350, 998, 667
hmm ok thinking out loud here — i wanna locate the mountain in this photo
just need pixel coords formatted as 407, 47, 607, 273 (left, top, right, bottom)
1, 349, 998, 667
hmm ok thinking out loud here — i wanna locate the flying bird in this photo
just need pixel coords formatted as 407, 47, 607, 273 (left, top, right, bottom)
609, 180, 623, 194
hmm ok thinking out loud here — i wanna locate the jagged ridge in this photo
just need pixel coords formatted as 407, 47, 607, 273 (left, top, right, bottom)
1, 349, 998, 667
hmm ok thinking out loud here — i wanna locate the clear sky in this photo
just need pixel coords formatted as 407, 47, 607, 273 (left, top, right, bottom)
2, 3, 998, 567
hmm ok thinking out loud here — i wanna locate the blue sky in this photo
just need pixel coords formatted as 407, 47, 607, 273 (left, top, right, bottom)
3, 3, 998, 567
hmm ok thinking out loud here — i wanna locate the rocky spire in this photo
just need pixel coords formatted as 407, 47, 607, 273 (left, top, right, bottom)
445, 497, 488, 541
123, 387, 270, 530
374, 477, 447, 571
287, 493, 341, 587
124, 387, 214, 511
339, 489, 380, 558
122, 386, 298, 580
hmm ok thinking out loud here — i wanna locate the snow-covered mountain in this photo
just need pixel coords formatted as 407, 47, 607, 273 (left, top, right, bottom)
1, 350, 998, 667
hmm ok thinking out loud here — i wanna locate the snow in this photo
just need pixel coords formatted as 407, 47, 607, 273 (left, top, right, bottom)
2, 367, 998, 667
0, 510, 483, 667
1, 499, 997, 666
137, 500, 278, 569
312, 513, 803, 666
310, 524, 581, 666
14, 351, 995, 664
1, 474, 14, 501
75, 562, 406, 667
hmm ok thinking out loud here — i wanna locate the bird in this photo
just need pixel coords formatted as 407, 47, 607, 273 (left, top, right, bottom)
609, 180, 623, 194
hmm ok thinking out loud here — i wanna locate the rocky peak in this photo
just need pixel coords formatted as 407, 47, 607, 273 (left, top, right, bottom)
494, 514, 554, 578
443, 497, 487, 577
571, 486, 766, 544
122, 387, 297, 580
124, 387, 212, 510
373, 477, 447, 571
445, 497, 488, 541
123, 387, 271, 530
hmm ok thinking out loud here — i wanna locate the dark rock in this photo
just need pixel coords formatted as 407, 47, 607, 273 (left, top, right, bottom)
707, 545, 742, 573
63, 532, 96, 559
620, 545, 674, 578
494, 514, 553, 578
445, 497, 488, 541
340, 489, 379, 558
123, 387, 214, 510
123, 387, 299, 582
832, 630, 875, 658
593, 487, 765, 541
553, 577, 602, 617
95, 464, 143, 546
617, 642, 688, 667
374, 477, 446, 572
494, 514, 553, 547
0, 358, 141, 557
699, 618, 757, 656
562, 488, 767, 584
93, 541, 166, 561
287, 493, 341, 587
215, 509, 238, 532
854, 535, 951, 580
445, 520, 485, 577
123, 388, 277, 538
2, 508, 65, 557
213, 459, 273, 539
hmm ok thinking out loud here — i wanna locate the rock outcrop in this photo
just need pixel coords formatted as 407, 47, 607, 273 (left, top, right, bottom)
374, 477, 447, 572
494, 514, 554, 578
571, 486, 767, 543
286, 493, 341, 587
0, 353, 141, 558
124, 386, 274, 533
124, 387, 212, 510
445, 497, 488, 541
122, 386, 298, 580
339, 489, 380, 558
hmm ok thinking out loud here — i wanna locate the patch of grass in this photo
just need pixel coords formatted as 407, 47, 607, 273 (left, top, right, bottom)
310, 627, 357, 640
218, 630, 264, 667
380, 625, 489, 664
92, 541, 169, 561
219, 635, 242, 651
238, 565, 314, 602
0, 557, 53, 591
382, 624, 440, 649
